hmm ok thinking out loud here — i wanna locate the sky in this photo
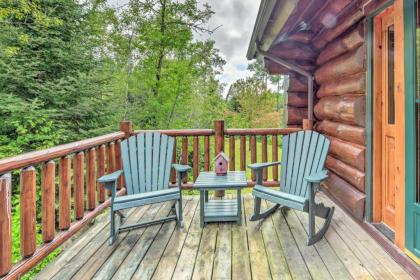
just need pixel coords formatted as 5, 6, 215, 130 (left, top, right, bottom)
107, 0, 260, 91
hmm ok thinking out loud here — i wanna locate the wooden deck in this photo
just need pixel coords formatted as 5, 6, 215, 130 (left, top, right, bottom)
36, 193, 413, 280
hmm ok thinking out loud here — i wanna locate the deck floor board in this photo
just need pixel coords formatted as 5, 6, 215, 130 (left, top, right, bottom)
37, 193, 413, 280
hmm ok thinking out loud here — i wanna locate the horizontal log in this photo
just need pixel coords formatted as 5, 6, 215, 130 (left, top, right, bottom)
314, 95, 365, 127
270, 42, 317, 61
317, 73, 365, 98
321, 171, 366, 221
287, 106, 308, 125
313, 7, 364, 50
287, 31, 314, 44
225, 127, 301, 136
288, 92, 308, 108
326, 156, 365, 192
309, 0, 353, 33
315, 120, 365, 145
266, 59, 316, 75
288, 75, 308, 92
134, 129, 214, 137
0, 132, 125, 174
317, 22, 364, 65
328, 136, 365, 172
315, 45, 366, 84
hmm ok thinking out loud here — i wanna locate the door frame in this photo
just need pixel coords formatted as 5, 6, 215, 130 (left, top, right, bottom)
403, 0, 420, 260
372, 5, 396, 226
366, 0, 407, 249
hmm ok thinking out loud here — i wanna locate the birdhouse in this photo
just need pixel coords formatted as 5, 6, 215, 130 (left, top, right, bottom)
214, 152, 229, 176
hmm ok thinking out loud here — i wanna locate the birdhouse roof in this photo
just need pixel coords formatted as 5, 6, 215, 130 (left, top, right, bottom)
214, 152, 229, 162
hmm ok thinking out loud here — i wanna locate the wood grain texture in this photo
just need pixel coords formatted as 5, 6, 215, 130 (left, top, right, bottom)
240, 136, 246, 171
182, 137, 188, 184
115, 140, 123, 190
328, 136, 365, 172
315, 120, 365, 145
87, 148, 96, 210
73, 153, 84, 220
97, 145, 106, 203
229, 136, 235, 171
272, 135, 278, 181
262, 136, 268, 181
171, 139, 177, 184
193, 136, 199, 181
250, 136, 257, 181
288, 106, 308, 125
0, 173, 12, 276
317, 73, 366, 98
21, 166, 37, 257
326, 155, 365, 193
59, 157, 71, 230
204, 136, 210, 171
42, 161, 56, 241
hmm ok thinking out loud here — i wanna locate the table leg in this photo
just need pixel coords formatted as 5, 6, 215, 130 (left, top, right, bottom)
200, 190, 205, 228
237, 189, 242, 225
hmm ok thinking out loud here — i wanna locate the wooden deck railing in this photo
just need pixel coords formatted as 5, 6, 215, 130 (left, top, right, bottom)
0, 120, 300, 279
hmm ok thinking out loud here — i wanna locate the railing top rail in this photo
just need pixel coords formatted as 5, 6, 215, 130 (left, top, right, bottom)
134, 129, 215, 136
225, 127, 301, 136
0, 131, 125, 174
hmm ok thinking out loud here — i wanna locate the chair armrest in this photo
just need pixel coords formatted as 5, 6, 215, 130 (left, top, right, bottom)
304, 170, 328, 184
248, 161, 281, 170
97, 170, 123, 185
172, 164, 191, 173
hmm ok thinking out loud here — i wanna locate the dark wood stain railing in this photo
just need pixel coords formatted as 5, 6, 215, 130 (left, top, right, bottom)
0, 120, 301, 279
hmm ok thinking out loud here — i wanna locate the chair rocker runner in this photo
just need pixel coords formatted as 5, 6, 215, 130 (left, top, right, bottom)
249, 130, 334, 245
98, 132, 191, 245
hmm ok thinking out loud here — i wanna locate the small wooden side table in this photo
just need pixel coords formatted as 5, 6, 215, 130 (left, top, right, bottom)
193, 171, 247, 227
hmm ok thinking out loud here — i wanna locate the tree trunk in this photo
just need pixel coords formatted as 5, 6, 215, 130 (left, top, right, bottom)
153, 0, 167, 96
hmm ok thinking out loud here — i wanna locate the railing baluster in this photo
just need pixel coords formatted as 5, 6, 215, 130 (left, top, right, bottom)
0, 173, 12, 276
21, 166, 36, 257
171, 138, 177, 184
98, 145, 106, 203
250, 136, 257, 181
272, 135, 278, 181
240, 136, 246, 171
73, 153, 84, 220
41, 161, 56, 241
87, 148, 96, 210
229, 136, 235, 171
204, 136, 210, 171
182, 137, 188, 184
262, 136, 268, 181
193, 136, 199, 181
107, 143, 116, 195
115, 140, 123, 190
59, 157, 71, 230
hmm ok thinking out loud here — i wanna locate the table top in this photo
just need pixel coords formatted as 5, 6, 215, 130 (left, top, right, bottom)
193, 171, 247, 189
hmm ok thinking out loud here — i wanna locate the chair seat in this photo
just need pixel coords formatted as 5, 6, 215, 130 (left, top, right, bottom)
253, 185, 308, 212
114, 188, 180, 211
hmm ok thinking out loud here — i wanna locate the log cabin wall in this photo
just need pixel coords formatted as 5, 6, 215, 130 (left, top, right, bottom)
313, 12, 367, 221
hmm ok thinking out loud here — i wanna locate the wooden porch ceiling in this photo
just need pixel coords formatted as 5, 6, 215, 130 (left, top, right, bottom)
36, 193, 412, 280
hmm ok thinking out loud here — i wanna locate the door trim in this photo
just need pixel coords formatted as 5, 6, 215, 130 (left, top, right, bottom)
403, 0, 420, 259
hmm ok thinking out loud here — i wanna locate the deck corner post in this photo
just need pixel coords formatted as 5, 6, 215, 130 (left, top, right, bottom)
214, 120, 225, 197
120, 121, 133, 138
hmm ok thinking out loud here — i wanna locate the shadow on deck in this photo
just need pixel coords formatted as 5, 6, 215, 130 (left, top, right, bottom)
36, 193, 412, 280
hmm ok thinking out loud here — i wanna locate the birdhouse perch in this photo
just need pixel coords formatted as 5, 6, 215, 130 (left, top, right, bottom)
214, 152, 229, 176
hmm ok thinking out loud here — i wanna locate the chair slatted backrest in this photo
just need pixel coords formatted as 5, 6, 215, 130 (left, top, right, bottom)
279, 130, 330, 197
121, 132, 175, 195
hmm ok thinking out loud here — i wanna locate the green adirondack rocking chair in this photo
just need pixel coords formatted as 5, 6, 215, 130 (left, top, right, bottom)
249, 130, 334, 245
98, 132, 191, 245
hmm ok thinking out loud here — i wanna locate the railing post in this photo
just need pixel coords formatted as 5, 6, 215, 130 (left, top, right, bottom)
120, 120, 133, 138
0, 173, 12, 276
214, 120, 225, 197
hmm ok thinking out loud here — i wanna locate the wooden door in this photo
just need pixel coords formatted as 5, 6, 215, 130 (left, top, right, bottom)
373, 7, 396, 231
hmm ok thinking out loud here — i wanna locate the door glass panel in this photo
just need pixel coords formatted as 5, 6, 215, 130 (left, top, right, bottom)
388, 24, 395, 124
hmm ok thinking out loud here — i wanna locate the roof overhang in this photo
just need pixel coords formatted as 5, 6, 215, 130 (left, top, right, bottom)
246, 0, 299, 60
